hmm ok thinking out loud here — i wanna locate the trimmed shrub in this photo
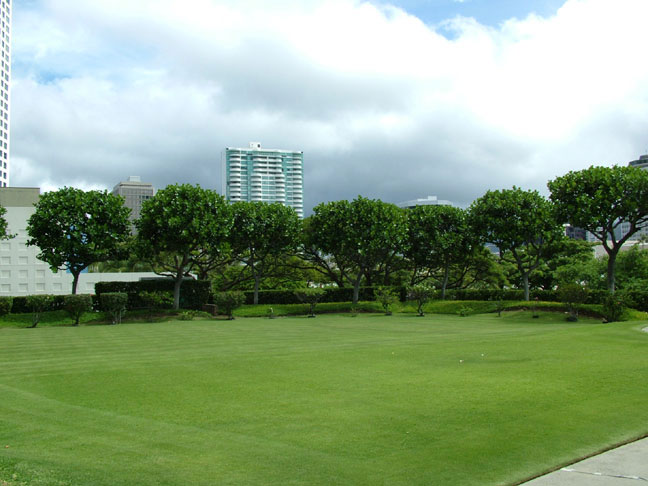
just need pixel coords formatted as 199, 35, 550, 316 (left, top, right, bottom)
64, 294, 93, 326
100, 292, 128, 325
0, 296, 12, 316
601, 292, 626, 323
25, 294, 55, 328
139, 291, 173, 321
95, 279, 210, 310
407, 284, 434, 317
557, 284, 589, 321
214, 291, 246, 320
374, 286, 399, 315
294, 288, 326, 317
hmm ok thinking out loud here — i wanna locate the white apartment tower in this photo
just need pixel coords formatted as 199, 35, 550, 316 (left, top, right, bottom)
222, 142, 304, 217
0, 0, 9, 187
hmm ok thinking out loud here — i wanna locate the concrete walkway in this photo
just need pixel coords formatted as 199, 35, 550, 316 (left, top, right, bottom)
521, 437, 648, 485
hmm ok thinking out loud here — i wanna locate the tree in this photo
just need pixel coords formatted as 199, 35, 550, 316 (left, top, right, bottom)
405, 205, 476, 298
469, 187, 563, 301
27, 187, 131, 294
135, 184, 232, 310
229, 202, 301, 305
0, 205, 12, 241
548, 165, 648, 292
306, 197, 407, 305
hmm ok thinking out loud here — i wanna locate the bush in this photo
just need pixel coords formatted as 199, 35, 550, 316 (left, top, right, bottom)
95, 279, 210, 310
214, 291, 246, 320
557, 284, 589, 321
407, 284, 434, 317
294, 288, 326, 317
601, 292, 626, 323
64, 294, 93, 325
179, 310, 196, 321
0, 296, 12, 316
100, 292, 128, 325
374, 287, 399, 315
25, 294, 55, 328
139, 291, 173, 321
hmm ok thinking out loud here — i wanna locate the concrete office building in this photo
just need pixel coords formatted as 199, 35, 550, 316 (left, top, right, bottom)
112, 176, 156, 225
0, 0, 10, 187
222, 142, 304, 218
0, 187, 156, 296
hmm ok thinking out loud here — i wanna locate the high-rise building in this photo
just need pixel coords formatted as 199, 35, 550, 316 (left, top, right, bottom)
0, 0, 10, 187
111, 176, 156, 228
222, 142, 304, 218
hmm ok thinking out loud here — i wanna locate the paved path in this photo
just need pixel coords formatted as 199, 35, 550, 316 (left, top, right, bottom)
521, 437, 648, 485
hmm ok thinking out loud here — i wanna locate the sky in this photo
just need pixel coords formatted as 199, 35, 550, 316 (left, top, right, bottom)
9, 0, 648, 212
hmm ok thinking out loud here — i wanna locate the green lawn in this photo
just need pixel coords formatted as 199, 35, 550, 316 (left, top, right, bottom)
1, 312, 647, 485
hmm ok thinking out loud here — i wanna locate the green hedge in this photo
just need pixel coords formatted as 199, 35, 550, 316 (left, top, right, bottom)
10, 295, 101, 314
95, 279, 210, 310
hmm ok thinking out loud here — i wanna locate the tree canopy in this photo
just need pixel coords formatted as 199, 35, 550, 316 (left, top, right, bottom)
469, 187, 563, 300
306, 196, 407, 305
26, 187, 131, 294
135, 184, 232, 309
548, 165, 648, 292
0, 205, 11, 241
229, 201, 301, 305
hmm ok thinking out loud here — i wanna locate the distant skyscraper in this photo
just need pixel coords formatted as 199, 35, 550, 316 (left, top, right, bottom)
222, 142, 304, 218
112, 176, 156, 228
0, 0, 10, 187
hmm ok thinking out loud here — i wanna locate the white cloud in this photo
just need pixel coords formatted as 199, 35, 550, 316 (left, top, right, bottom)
10, 0, 648, 209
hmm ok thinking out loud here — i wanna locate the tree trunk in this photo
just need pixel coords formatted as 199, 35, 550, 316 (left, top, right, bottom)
352, 275, 363, 306
607, 250, 617, 293
71, 271, 80, 295
253, 274, 261, 305
441, 265, 450, 300
522, 272, 530, 301
173, 272, 183, 310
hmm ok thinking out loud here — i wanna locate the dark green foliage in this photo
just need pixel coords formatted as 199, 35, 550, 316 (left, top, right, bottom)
26, 187, 131, 294
229, 201, 301, 305
64, 294, 93, 325
10, 295, 67, 314
135, 184, 232, 309
214, 291, 246, 319
549, 165, 648, 292
0, 204, 13, 241
100, 292, 128, 324
374, 286, 399, 315
601, 292, 627, 322
306, 197, 407, 305
469, 187, 563, 300
139, 291, 173, 321
0, 296, 13, 316
557, 284, 589, 321
95, 279, 210, 310
25, 294, 55, 328
294, 288, 326, 317
407, 284, 434, 316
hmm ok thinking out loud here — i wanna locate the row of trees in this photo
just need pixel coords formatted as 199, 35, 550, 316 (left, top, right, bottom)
5, 165, 648, 309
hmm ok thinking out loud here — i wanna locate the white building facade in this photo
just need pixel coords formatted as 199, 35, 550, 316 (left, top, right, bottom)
0, 0, 9, 187
0, 187, 157, 296
222, 142, 304, 218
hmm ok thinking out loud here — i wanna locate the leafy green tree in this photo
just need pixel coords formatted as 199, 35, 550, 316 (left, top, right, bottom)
0, 205, 12, 241
100, 292, 128, 324
407, 283, 434, 317
374, 286, 399, 315
26, 187, 131, 294
405, 205, 476, 298
135, 184, 232, 310
469, 187, 563, 301
229, 202, 301, 305
213, 291, 246, 320
306, 197, 407, 305
548, 165, 648, 292
294, 288, 325, 317
26, 294, 55, 328
64, 294, 93, 326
